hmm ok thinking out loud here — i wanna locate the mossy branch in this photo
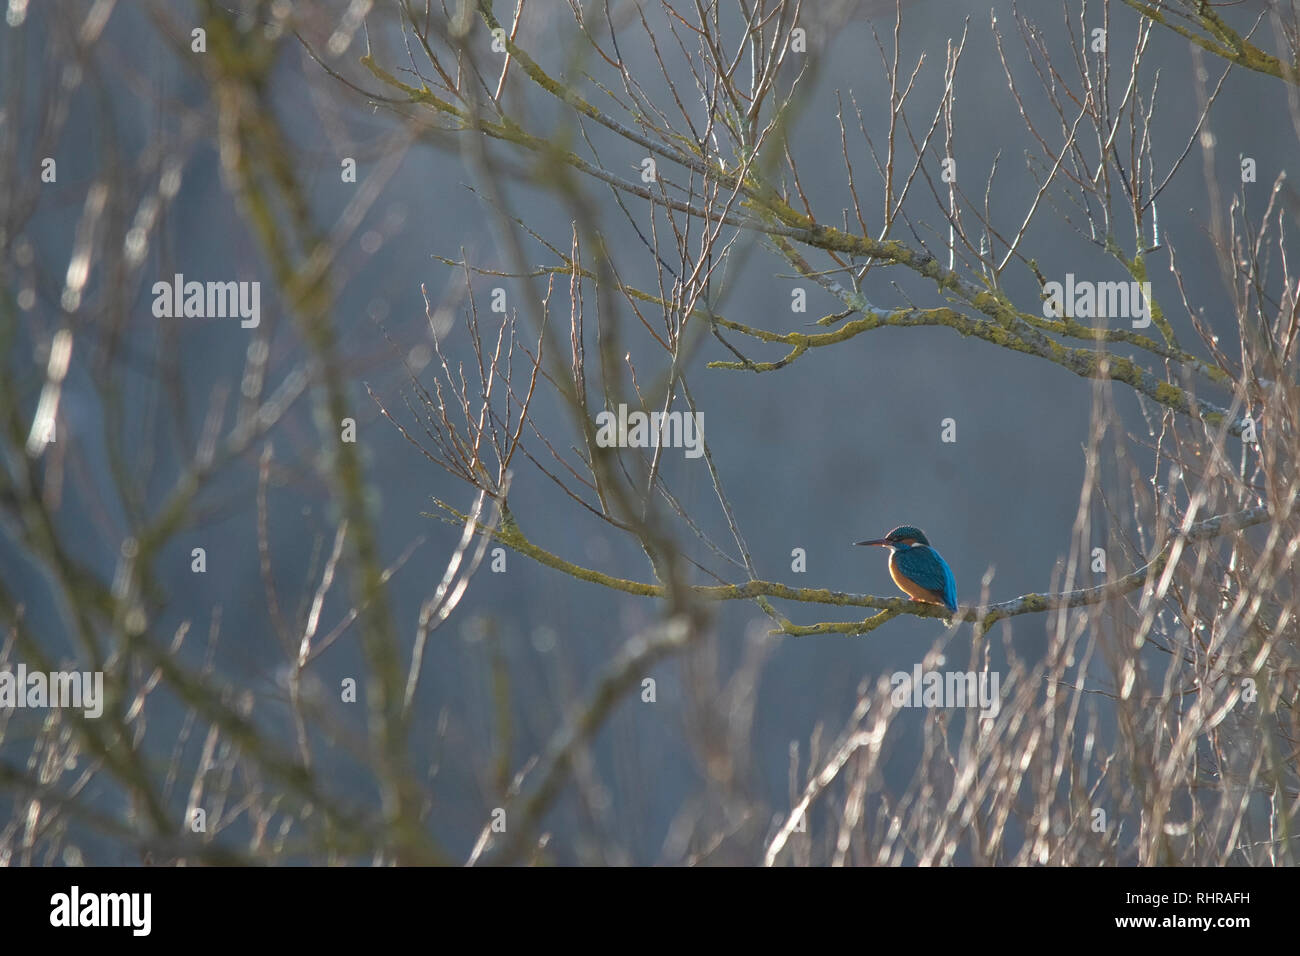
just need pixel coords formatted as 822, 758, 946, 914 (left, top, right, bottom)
1122, 0, 1298, 85
366, 17, 1251, 439
432, 500, 1270, 635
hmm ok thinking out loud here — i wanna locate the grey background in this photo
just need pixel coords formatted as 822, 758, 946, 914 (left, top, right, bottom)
1, 0, 1288, 862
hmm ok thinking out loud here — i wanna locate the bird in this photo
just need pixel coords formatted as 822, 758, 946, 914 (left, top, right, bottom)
855, 525, 957, 613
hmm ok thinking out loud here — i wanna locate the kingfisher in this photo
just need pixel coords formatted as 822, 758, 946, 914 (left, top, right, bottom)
855, 525, 958, 613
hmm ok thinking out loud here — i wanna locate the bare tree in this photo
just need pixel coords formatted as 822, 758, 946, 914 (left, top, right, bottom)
1, 0, 1296, 865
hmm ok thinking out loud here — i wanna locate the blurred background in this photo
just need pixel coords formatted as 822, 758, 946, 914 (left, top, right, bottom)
2, 0, 1297, 865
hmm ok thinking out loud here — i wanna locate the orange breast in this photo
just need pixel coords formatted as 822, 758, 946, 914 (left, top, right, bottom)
889, 553, 948, 606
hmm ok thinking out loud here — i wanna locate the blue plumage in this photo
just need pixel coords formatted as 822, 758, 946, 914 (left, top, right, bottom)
891, 545, 957, 612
